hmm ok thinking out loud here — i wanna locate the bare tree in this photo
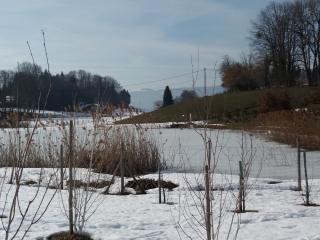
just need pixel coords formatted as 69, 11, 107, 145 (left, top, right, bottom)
0, 31, 59, 240
250, 1, 299, 87
292, 0, 320, 86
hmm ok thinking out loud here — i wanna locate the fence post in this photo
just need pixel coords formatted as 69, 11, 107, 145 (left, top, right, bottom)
303, 151, 310, 205
204, 165, 211, 240
120, 140, 125, 195
207, 140, 212, 170
158, 157, 162, 204
68, 120, 74, 235
162, 186, 166, 204
297, 138, 302, 191
239, 161, 244, 212
60, 144, 64, 190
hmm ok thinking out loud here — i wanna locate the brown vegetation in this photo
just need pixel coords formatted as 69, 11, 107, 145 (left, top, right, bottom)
66, 180, 112, 189
125, 178, 178, 191
47, 231, 93, 240
259, 90, 291, 112
251, 110, 320, 150
80, 127, 160, 177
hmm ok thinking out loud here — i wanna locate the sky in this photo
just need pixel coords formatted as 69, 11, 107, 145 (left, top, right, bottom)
0, 0, 281, 91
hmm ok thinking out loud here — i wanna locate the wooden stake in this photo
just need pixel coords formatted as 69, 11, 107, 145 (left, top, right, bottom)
205, 165, 211, 240
297, 138, 302, 191
158, 158, 162, 204
207, 140, 212, 170
120, 140, 125, 195
303, 151, 310, 205
68, 120, 74, 235
162, 187, 166, 204
60, 144, 64, 190
239, 161, 244, 212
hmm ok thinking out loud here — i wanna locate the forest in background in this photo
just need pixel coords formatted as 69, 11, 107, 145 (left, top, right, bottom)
0, 62, 130, 111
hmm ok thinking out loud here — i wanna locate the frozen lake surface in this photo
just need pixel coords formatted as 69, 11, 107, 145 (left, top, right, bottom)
1, 117, 319, 180
156, 127, 320, 180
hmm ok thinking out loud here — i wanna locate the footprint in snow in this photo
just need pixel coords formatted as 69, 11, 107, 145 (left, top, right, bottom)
281, 225, 297, 229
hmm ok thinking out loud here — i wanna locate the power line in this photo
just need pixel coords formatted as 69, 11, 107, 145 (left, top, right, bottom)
122, 69, 208, 88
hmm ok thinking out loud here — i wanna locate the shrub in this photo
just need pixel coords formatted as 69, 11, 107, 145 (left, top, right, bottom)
259, 90, 290, 112
305, 89, 320, 108
125, 178, 178, 191
47, 231, 93, 240
78, 126, 160, 177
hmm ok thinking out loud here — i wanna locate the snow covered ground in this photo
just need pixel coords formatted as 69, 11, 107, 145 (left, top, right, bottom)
0, 168, 319, 239
1, 118, 320, 239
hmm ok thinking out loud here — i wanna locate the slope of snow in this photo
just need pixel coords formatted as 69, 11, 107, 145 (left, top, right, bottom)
0, 168, 319, 239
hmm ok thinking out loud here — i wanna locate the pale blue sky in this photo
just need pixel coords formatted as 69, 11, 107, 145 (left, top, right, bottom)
0, 0, 282, 90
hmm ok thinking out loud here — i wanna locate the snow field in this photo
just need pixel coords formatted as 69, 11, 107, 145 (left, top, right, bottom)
0, 169, 319, 239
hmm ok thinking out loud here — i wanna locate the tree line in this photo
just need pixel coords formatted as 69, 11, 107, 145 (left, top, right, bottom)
221, 0, 320, 91
0, 62, 130, 111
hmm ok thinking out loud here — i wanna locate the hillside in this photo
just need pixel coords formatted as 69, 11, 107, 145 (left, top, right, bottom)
130, 86, 224, 111
121, 87, 320, 124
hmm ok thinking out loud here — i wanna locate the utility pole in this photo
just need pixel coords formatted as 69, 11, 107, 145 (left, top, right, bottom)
213, 62, 217, 96
204, 67, 207, 97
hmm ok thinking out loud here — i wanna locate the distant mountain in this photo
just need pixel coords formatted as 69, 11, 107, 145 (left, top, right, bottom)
130, 86, 225, 111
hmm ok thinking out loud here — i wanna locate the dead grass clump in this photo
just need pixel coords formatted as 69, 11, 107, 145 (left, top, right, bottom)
125, 178, 178, 191
78, 127, 160, 177
66, 180, 112, 189
22, 180, 37, 186
0, 137, 52, 168
47, 231, 93, 240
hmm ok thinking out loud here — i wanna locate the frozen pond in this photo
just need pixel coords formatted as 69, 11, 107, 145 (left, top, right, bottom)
0, 117, 320, 180
152, 127, 320, 180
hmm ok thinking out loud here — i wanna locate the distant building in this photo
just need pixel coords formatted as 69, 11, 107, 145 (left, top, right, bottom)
5, 96, 15, 102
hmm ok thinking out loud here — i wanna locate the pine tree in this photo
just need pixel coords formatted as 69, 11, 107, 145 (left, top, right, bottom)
162, 86, 174, 107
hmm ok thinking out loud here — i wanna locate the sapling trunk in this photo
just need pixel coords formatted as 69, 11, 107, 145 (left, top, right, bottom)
68, 120, 74, 235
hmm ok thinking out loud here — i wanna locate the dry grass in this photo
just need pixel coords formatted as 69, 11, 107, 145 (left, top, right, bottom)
47, 231, 93, 240
250, 110, 320, 150
66, 180, 112, 189
86, 127, 160, 176
0, 124, 160, 177
125, 178, 178, 191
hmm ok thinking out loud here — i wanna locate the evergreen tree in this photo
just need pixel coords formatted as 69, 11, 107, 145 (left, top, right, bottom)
162, 85, 174, 107
119, 89, 131, 107
0, 62, 131, 111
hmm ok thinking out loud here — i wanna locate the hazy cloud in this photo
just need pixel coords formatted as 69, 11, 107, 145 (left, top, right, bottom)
0, 0, 274, 90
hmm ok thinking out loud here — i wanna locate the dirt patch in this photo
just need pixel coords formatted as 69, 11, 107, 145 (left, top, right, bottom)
22, 180, 38, 185
66, 180, 112, 189
47, 231, 93, 240
125, 178, 178, 192
230, 209, 259, 213
299, 203, 320, 207
267, 181, 282, 185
